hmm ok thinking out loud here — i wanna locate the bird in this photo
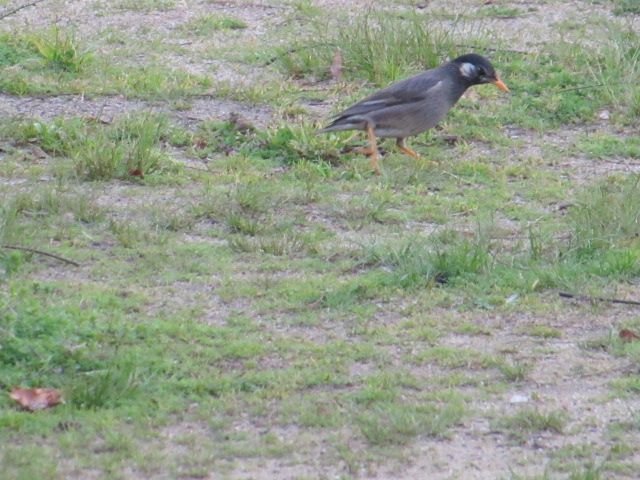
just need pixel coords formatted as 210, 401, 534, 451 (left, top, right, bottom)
320, 53, 509, 174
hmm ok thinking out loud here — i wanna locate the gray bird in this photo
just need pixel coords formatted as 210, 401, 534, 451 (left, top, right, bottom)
320, 53, 509, 174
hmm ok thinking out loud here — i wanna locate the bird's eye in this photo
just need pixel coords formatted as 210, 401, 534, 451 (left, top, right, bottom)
477, 67, 486, 76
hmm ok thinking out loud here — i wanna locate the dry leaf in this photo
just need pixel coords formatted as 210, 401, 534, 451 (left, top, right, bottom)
10, 387, 64, 411
129, 168, 144, 178
194, 137, 208, 150
619, 329, 640, 342
330, 50, 343, 82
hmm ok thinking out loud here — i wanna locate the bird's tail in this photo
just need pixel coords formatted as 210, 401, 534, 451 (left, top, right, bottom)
318, 116, 364, 134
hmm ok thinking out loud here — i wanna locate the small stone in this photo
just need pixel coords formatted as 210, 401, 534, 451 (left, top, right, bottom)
598, 109, 610, 120
510, 394, 529, 404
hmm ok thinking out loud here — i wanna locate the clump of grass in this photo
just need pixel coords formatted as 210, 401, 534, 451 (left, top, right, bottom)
355, 398, 465, 445
580, 25, 640, 117
577, 134, 640, 160
273, 9, 477, 85
0, 34, 35, 67
613, 0, 640, 15
495, 408, 567, 440
496, 20, 640, 129
568, 175, 640, 255
68, 361, 145, 409
62, 113, 175, 180
2, 114, 177, 180
28, 27, 91, 73
228, 232, 312, 256
0, 204, 19, 244
481, 5, 523, 18
113, 0, 176, 11
525, 325, 562, 339
0, 117, 85, 155
181, 14, 247, 35
363, 231, 492, 289
499, 361, 530, 382
193, 120, 342, 165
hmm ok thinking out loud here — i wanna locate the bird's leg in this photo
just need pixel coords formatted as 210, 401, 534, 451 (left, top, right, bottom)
396, 138, 420, 159
350, 124, 381, 174
366, 123, 380, 175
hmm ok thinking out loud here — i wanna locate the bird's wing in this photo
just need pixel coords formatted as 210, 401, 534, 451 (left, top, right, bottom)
333, 71, 445, 120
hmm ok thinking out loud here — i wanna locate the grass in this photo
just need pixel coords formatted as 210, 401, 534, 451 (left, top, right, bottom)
495, 408, 567, 440
181, 14, 247, 35
28, 27, 91, 73
272, 8, 471, 85
2, 0, 640, 478
613, 0, 640, 15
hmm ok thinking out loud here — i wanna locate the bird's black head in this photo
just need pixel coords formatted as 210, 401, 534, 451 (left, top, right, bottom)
452, 53, 509, 92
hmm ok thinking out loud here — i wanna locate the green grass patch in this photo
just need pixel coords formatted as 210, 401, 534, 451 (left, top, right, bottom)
355, 397, 465, 445
613, 0, 640, 15
1, 114, 181, 181
577, 134, 640, 159
181, 14, 247, 35
28, 27, 91, 73
495, 408, 567, 441
271, 9, 477, 85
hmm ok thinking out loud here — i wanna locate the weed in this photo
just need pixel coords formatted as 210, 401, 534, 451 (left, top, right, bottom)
28, 27, 91, 73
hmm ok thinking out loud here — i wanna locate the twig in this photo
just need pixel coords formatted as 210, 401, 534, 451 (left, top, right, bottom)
0, 0, 46, 20
454, 44, 532, 55
1, 245, 81, 267
558, 291, 640, 307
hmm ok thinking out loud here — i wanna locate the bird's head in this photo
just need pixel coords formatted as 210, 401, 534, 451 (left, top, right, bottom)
453, 53, 509, 92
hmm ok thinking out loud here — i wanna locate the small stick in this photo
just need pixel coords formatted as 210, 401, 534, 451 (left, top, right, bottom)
558, 291, 640, 307
454, 44, 532, 55
1, 245, 81, 267
0, 0, 46, 21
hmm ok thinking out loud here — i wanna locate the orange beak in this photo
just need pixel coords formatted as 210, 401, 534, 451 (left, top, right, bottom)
492, 77, 509, 92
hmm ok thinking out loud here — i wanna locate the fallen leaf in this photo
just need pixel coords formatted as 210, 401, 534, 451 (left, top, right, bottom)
129, 168, 144, 178
10, 387, 64, 411
330, 50, 342, 82
194, 137, 208, 150
619, 328, 640, 342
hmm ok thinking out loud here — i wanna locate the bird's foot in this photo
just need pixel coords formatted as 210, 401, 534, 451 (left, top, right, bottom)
397, 145, 420, 159
353, 146, 376, 156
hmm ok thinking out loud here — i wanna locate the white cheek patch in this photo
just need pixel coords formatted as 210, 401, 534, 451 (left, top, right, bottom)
459, 62, 477, 78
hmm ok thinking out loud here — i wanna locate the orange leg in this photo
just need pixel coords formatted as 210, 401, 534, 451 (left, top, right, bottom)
396, 138, 419, 159
366, 123, 380, 175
